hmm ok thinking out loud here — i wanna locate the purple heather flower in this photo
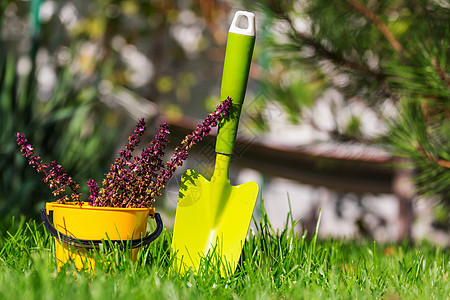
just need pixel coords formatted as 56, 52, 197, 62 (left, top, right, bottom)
87, 179, 100, 205
146, 97, 233, 205
87, 120, 172, 207
18, 97, 232, 208
16, 133, 81, 204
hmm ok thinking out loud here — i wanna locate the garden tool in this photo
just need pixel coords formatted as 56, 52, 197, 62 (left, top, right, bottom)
171, 11, 258, 274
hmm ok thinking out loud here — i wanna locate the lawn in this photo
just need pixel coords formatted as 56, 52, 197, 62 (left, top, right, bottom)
0, 209, 448, 299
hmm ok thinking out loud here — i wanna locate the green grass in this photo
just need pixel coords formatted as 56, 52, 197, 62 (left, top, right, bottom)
0, 209, 448, 300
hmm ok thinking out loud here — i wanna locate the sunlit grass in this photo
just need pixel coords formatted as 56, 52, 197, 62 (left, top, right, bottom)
0, 208, 448, 299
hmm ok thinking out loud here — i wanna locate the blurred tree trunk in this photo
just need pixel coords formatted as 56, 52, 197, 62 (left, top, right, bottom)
393, 159, 415, 240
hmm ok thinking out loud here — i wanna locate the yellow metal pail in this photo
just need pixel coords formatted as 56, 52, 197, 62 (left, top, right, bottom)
41, 202, 163, 272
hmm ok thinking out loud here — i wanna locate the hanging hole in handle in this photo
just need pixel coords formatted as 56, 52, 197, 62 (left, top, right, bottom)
236, 14, 249, 30
229, 11, 255, 36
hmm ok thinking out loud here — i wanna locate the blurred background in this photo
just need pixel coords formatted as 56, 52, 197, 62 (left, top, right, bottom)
1, 0, 448, 244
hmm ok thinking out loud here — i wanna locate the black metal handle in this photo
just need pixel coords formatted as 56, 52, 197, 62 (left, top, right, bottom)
40, 209, 163, 249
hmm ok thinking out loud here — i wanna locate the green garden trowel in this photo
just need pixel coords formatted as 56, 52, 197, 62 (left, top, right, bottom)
171, 11, 258, 274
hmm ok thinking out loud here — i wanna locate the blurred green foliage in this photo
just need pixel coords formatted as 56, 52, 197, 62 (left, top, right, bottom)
247, 0, 448, 124
242, 0, 449, 209
0, 0, 237, 217
0, 47, 122, 216
2, 0, 448, 228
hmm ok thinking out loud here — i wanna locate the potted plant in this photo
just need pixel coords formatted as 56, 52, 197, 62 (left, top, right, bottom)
16, 98, 232, 272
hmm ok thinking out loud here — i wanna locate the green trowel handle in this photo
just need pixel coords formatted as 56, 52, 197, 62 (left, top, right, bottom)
216, 11, 255, 155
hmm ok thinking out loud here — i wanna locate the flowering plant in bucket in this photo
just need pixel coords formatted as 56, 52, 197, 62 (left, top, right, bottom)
17, 98, 232, 208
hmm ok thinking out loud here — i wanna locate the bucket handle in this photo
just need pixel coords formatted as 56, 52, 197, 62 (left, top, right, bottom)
40, 209, 163, 249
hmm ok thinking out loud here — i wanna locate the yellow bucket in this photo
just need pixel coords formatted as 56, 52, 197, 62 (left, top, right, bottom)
41, 202, 163, 272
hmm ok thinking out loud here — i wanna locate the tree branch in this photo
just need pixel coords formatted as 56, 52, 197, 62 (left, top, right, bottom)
345, 0, 404, 54
431, 58, 450, 88
265, 1, 385, 80
415, 142, 450, 169
292, 28, 385, 80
